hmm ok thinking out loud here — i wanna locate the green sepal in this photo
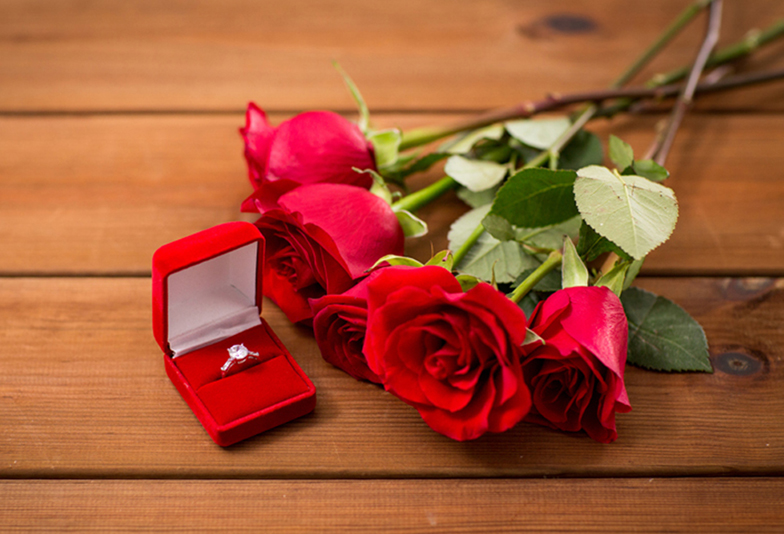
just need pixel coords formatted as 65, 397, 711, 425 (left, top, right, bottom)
594, 260, 630, 296
395, 209, 428, 238
522, 328, 545, 348
425, 250, 454, 271
333, 61, 369, 134
623, 257, 645, 291
368, 129, 402, 169
355, 168, 393, 205
369, 254, 423, 271
561, 237, 589, 288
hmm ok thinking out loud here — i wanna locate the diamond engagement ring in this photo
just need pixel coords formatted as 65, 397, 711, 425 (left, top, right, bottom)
220, 343, 260, 378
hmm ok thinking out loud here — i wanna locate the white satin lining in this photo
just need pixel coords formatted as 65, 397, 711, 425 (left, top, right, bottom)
167, 242, 261, 358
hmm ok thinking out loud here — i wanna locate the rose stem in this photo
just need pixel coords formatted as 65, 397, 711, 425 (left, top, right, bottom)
508, 251, 563, 303
603, 1, 723, 283
390, 174, 459, 213
450, 2, 709, 268
651, 0, 723, 166
391, 66, 784, 215
398, 14, 784, 151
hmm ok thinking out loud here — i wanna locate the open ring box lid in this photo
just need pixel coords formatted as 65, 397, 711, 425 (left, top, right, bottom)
152, 221, 316, 446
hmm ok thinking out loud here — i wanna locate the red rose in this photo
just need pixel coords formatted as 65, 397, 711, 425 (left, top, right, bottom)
310, 270, 384, 384
240, 103, 375, 191
522, 286, 631, 443
363, 266, 532, 441
255, 183, 404, 324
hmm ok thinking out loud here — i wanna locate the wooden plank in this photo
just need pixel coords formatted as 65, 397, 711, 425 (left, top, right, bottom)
1, 479, 782, 533
0, 113, 782, 275
1, 276, 782, 478
1, 0, 783, 111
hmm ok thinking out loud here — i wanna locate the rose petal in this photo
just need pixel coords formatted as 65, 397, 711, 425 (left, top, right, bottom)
240, 103, 275, 189
279, 184, 404, 279
556, 287, 631, 410
267, 111, 375, 188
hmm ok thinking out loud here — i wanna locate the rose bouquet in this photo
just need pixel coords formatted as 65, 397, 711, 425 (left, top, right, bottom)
238, 1, 784, 442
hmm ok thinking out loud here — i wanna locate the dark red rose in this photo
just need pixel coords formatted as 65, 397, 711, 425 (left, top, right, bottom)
522, 286, 631, 443
254, 183, 404, 324
310, 270, 385, 383
362, 266, 532, 441
240, 103, 375, 191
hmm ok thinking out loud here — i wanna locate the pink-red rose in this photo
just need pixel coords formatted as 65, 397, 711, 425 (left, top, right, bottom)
522, 286, 632, 443
310, 270, 384, 384
362, 266, 532, 441
240, 103, 375, 191
254, 183, 404, 324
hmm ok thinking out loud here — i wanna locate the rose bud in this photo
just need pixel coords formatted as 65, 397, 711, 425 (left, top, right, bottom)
240, 103, 375, 191
310, 270, 385, 384
363, 266, 532, 441
254, 183, 404, 325
522, 286, 632, 443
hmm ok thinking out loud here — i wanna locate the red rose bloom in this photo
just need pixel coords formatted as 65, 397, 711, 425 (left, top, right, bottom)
254, 183, 404, 324
310, 270, 385, 384
522, 286, 632, 443
240, 103, 375, 191
363, 266, 532, 441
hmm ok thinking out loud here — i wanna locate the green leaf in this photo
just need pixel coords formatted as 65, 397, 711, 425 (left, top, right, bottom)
333, 61, 369, 134
368, 129, 402, 169
456, 274, 482, 292
621, 287, 712, 372
559, 130, 604, 171
443, 124, 505, 154
518, 216, 582, 250
505, 117, 571, 149
562, 237, 588, 288
633, 159, 670, 182
448, 205, 539, 283
395, 209, 428, 238
444, 155, 507, 193
482, 213, 517, 242
488, 168, 579, 229
574, 165, 678, 260
425, 250, 454, 271
608, 135, 634, 170
457, 185, 500, 208
576, 221, 630, 262
370, 254, 424, 270
594, 260, 629, 297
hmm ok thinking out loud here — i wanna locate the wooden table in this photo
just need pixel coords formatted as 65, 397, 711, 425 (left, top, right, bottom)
2, 1, 783, 531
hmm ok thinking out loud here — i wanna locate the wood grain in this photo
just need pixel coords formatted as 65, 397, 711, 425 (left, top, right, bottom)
1, 276, 782, 478
1, 479, 783, 533
1, 113, 782, 276
1, 0, 783, 112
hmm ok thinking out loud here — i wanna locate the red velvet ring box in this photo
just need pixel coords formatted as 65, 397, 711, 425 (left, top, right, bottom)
152, 221, 316, 446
